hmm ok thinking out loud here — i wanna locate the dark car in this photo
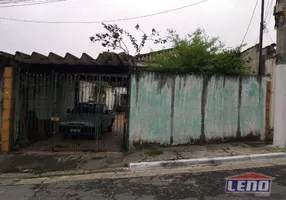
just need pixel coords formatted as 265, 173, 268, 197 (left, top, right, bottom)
59, 102, 116, 139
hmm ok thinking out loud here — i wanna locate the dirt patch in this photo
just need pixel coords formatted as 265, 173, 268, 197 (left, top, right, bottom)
144, 149, 164, 157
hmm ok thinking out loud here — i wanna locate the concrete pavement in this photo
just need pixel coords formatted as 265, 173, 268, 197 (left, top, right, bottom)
1, 142, 285, 178
0, 158, 286, 199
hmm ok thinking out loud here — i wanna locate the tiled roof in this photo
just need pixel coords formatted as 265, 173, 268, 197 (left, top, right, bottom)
0, 51, 134, 66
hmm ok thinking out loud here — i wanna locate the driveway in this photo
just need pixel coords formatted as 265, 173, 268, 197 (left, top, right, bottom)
23, 113, 125, 151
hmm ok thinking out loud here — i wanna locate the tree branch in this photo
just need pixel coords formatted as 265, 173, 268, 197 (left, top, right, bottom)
90, 23, 167, 57
119, 39, 130, 54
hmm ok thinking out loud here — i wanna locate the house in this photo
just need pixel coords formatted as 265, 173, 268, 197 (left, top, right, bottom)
0, 51, 131, 152
0, 49, 269, 151
242, 43, 276, 75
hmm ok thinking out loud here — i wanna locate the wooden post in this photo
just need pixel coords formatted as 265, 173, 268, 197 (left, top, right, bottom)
1, 67, 13, 152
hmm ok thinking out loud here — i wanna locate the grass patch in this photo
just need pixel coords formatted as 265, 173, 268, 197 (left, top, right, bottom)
145, 149, 164, 156
31, 169, 46, 175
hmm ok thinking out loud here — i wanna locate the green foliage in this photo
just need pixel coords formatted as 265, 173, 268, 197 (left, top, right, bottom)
148, 29, 246, 75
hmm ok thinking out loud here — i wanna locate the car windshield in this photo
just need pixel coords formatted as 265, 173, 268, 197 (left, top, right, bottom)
70, 103, 104, 114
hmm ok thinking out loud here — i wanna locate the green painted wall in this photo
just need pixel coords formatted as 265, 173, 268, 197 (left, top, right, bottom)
172, 75, 203, 144
240, 77, 266, 137
129, 71, 267, 147
204, 76, 240, 140
129, 72, 172, 145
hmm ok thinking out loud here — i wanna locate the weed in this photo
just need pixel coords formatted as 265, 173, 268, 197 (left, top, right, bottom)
31, 169, 45, 175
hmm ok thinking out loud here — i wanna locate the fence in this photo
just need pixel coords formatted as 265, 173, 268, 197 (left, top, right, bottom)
11, 69, 128, 151
129, 71, 267, 147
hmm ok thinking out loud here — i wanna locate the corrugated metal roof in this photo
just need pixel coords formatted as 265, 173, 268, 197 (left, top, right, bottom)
0, 51, 134, 66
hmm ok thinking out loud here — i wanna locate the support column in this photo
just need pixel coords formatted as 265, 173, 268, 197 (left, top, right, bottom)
1, 67, 13, 152
273, 65, 286, 148
273, 0, 286, 148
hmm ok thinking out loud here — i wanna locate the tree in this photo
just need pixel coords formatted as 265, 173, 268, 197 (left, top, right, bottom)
148, 28, 246, 75
90, 23, 167, 62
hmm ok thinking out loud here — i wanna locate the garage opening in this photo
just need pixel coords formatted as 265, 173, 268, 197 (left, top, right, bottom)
12, 70, 128, 152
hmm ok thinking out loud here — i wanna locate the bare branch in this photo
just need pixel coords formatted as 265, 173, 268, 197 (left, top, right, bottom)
119, 40, 130, 54
90, 23, 168, 57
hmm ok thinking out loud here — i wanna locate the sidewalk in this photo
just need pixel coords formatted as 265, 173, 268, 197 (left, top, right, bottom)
0, 142, 285, 178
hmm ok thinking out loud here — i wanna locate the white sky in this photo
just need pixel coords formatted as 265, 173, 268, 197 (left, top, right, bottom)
0, 0, 276, 58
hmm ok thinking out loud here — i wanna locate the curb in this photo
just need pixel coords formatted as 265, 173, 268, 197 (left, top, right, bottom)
2, 152, 286, 179
128, 152, 286, 171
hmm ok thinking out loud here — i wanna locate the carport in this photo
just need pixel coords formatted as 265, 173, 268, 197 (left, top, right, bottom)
0, 51, 132, 152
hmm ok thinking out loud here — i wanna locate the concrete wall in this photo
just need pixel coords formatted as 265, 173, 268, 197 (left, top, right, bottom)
242, 44, 276, 130
129, 71, 267, 147
242, 44, 276, 75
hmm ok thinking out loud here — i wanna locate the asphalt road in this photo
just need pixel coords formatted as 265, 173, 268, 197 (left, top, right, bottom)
0, 165, 286, 200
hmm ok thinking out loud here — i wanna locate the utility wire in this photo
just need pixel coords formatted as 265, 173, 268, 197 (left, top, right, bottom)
265, 0, 274, 24
0, 0, 31, 4
264, 0, 275, 44
264, 0, 272, 19
240, 0, 259, 46
254, 0, 275, 46
0, 0, 210, 23
0, 0, 70, 8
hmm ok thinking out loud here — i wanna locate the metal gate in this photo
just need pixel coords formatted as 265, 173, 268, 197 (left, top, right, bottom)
12, 69, 128, 151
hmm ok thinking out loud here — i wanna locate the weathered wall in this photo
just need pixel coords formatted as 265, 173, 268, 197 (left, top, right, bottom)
242, 44, 276, 130
129, 71, 266, 147
242, 43, 276, 75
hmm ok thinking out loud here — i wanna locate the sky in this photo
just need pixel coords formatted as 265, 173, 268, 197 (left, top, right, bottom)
0, 0, 277, 58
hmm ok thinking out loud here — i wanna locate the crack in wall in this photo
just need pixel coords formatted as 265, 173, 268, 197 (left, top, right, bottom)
170, 76, 175, 145
237, 76, 242, 138
200, 76, 209, 142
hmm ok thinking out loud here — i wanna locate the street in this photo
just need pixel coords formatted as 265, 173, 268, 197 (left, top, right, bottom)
0, 165, 286, 200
